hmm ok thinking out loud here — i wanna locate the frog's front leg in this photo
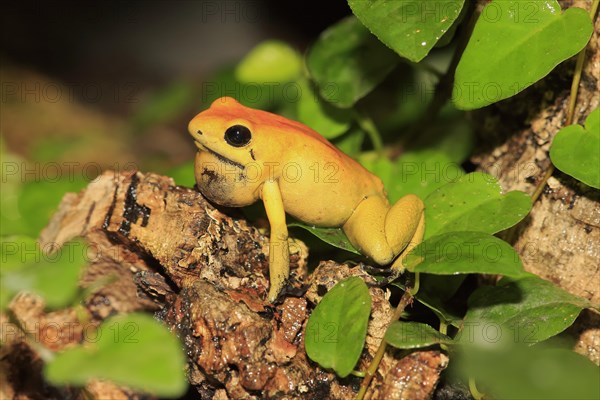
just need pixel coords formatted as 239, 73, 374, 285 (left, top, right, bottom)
343, 194, 425, 269
261, 180, 290, 302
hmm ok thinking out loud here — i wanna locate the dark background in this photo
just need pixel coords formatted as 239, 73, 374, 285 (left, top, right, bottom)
2, 1, 350, 87
1, 0, 354, 170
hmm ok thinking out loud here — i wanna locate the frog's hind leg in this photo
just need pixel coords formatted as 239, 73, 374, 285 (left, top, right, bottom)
392, 211, 425, 269
365, 200, 425, 284
386, 194, 425, 270
343, 194, 425, 268
343, 195, 396, 265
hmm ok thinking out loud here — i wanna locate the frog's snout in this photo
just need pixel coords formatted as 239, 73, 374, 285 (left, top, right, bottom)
189, 127, 204, 144
191, 129, 203, 140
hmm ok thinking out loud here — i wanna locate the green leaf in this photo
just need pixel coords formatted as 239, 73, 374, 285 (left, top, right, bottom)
306, 16, 399, 108
414, 292, 463, 326
413, 274, 465, 325
333, 127, 365, 159
1, 146, 28, 236
133, 81, 195, 132
550, 107, 600, 188
385, 321, 453, 349
424, 172, 532, 239
359, 150, 464, 203
167, 160, 196, 187
1, 237, 87, 310
461, 276, 591, 346
296, 79, 353, 139
288, 223, 360, 255
30, 136, 87, 163
393, 150, 464, 201
1, 235, 38, 309
348, 0, 465, 62
1, 235, 40, 271
404, 231, 527, 277
0, 283, 11, 311
45, 313, 187, 397
458, 347, 600, 400
421, 274, 466, 302
453, 0, 594, 109
199, 66, 282, 111
434, 2, 468, 48
414, 116, 474, 164
235, 40, 302, 84
18, 177, 88, 237
356, 64, 437, 133
305, 277, 371, 377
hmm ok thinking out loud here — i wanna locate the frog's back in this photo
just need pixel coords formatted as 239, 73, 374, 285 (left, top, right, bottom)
277, 137, 385, 226
208, 97, 335, 147
207, 97, 386, 226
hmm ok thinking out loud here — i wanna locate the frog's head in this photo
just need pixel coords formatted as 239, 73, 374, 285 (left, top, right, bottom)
189, 97, 259, 165
188, 97, 279, 206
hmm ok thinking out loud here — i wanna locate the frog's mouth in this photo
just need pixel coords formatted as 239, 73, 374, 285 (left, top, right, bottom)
194, 141, 244, 170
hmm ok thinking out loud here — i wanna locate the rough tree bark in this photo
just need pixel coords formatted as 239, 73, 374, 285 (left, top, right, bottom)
1, 171, 448, 399
472, 0, 599, 365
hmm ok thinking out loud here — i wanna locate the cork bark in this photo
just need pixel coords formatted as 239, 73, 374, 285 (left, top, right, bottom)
1, 171, 447, 399
472, 0, 600, 365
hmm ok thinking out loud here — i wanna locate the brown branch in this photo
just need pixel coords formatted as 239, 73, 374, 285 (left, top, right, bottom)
2, 171, 448, 399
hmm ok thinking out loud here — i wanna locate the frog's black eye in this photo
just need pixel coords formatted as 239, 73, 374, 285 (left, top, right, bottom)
224, 125, 252, 147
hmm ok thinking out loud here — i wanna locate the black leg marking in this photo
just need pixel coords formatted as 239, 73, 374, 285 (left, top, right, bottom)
366, 269, 403, 288
360, 263, 393, 276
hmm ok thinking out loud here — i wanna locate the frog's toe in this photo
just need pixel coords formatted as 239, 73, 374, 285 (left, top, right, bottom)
365, 268, 404, 288
359, 262, 392, 275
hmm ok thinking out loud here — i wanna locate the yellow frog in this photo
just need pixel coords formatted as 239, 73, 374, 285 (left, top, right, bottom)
189, 97, 425, 301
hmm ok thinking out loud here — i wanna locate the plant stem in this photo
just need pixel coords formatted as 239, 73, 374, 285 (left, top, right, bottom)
530, 165, 554, 204
468, 377, 485, 400
439, 320, 448, 336
351, 370, 366, 378
355, 285, 415, 400
354, 111, 384, 154
567, 0, 599, 126
439, 320, 449, 351
531, 0, 598, 204
412, 272, 421, 295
